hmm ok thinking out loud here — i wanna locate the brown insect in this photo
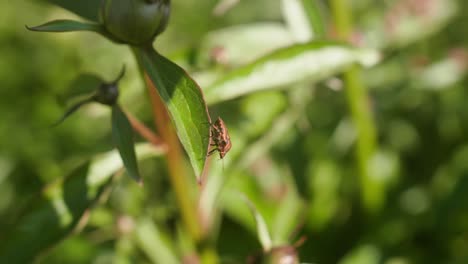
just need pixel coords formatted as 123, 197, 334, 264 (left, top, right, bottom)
208, 117, 232, 159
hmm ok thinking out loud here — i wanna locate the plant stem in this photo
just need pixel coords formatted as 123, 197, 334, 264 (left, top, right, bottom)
123, 108, 167, 149
330, 0, 384, 212
144, 74, 202, 241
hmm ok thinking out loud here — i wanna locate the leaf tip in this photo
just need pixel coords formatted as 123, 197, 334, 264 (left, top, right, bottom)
25, 24, 35, 31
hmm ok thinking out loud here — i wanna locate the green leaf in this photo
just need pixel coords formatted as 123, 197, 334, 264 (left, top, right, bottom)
300, 0, 326, 38
241, 194, 273, 251
338, 245, 381, 264
136, 218, 179, 264
204, 41, 380, 104
198, 22, 294, 67
385, 0, 457, 48
281, 0, 313, 42
111, 104, 142, 184
135, 47, 211, 178
59, 73, 102, 105
0, 144, 163, 263
44, 0, 101, 22
26, 19, 103, 33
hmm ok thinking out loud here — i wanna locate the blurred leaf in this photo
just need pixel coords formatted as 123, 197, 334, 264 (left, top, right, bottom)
281, 0, 313, 42
44, 0, 101, 22
387, 0, 457, 48
300, 0, 325, 38
27, 19, 103, 33
112, 104, 142, 184
412, 55, 467, 90
242, 194, 273, 251
338, 245, 381, 264
135, 46, 211, 178
59, 73, 102, 105
221, 173, 266, 235
362, 0, 458, 48
198, 22, 294, 67
135, 218, 179, 264
237, 87, 312, 170
212, 0, 240, 16
271, 176, 304, 245
367, 150, 400, 188
239, 92, 288, 137
307, 160, 341, 231
204, 41, 380, 104
399, 186, 430, 215
0, 144, 163, 263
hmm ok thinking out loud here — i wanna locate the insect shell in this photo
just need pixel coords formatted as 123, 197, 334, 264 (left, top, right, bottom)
208, 117, 232, 159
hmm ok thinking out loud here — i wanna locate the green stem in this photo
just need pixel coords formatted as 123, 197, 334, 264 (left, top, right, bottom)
132, 47, 221, 263
131, 47, 202, 241
330, 0, 384, 212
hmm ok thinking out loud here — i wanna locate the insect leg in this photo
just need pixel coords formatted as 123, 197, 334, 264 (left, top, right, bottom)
207, 148, 219, 156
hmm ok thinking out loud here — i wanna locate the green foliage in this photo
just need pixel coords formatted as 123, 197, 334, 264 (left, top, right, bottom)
0, 144, 162, 262
26, 19, 103, 33
2, 0, 468, 263
136, 47, 211, 178
204, 42, 379, 103
112, 105, 142, 184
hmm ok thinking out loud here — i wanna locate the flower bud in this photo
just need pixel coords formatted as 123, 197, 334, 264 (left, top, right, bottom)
263, 246, 299, 264
100, 0, 170, 45
247, 246, 299, 264
95, 66, 125, 106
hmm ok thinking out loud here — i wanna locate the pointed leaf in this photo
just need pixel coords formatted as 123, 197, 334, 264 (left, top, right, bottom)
136, 218, 179, 264
51, 97, 95, 127
0, 144, 163, 263
241, 195, 273, 251
27, 19, 103, 33
111, 104, 142, 184
135, 47, 211, 177
59, 74, 102, 105
281, 0, 313, 42
44, 0, 101, 22
204, 41, 380, 104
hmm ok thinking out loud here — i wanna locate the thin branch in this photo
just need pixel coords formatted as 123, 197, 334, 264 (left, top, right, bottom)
123, 108, 167, 150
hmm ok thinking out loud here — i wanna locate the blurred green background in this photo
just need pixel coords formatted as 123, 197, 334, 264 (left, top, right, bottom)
1, 0, 468, 263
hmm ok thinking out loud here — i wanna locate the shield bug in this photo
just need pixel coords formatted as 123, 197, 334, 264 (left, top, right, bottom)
208, 117, 232, 159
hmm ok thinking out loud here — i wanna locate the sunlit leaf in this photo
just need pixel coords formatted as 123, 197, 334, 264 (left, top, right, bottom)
198, 22, 294, 67
135, 46, 211, 178
204, 41, 380, 104
111, 104, 142, 184
281, 0, 313, 42
412, 56, 467, 90
0, 144, 163, 263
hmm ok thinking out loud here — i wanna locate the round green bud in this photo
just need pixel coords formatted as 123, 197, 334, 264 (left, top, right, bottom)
100, 0, 170, 45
